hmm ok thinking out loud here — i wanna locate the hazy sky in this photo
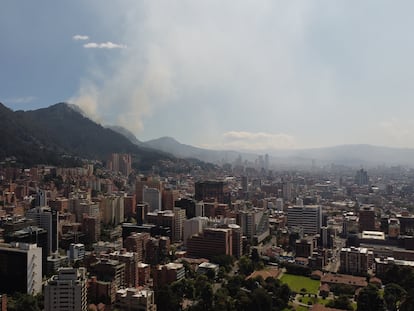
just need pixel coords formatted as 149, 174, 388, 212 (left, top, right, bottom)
2, 1, 414, 150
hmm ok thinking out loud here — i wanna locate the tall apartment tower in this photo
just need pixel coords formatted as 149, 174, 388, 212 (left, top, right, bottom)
107, 153, 132, 176
339, 247, 372, 276
44, 268, 88, 311
0, 243, 42, 295
287, 205, 322, 235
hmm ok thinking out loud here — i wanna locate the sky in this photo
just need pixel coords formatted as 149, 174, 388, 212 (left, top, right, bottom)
2, 1, 414, 151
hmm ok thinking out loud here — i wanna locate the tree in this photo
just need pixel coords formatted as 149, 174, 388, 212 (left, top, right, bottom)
250, 288, 272, 311
357, 284, 385, 311
7, 293, 41, 311
238, 256, 254, 276
199, 283, 213, 311
384, 283, 406, 311
400, 289, 414, 311
155, 286, 181, 311
327, 295, 353, 310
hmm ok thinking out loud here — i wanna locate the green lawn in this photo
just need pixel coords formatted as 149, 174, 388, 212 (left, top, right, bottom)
280, 274, 320, 294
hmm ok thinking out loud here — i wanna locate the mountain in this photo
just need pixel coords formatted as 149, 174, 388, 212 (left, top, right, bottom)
0, 102, 173, 168
143, 136, 414, 168
106, 125, 143, 146
144, 136, 254, 164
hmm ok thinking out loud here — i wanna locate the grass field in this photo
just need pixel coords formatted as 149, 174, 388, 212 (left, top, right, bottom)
280, 273, 320, 294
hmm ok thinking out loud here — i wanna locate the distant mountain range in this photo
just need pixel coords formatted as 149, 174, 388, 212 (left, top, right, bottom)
2, 102, 414, 168
142, 137, 414, 168
0, 102, 173, 168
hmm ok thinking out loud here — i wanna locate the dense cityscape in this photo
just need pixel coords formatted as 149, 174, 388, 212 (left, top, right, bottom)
1, 149, 414, 311
3, 2, 414, 311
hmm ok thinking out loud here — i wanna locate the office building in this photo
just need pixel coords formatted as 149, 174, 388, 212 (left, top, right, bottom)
238, 208, 270, 243
44, 268, 88, 311
135, 178, 163, 203
146, 210, 174, 240
26, 207, 59, 254
183, 217, 208, 245
143, 187, 161, 212
195, 180, 226, 203
287, 205, 322, 235
0, 242, 42, 295
187, 228, 233, 259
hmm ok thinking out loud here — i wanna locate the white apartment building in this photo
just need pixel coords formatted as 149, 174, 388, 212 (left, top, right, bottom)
44, 267, 88, 311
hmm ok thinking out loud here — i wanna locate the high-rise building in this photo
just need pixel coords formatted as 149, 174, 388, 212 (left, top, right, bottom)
359, 205, 376, 232
340, 247, 373, 276
4, 226, 49, 275
44, 268, 88, 311
195, 180, 227, 203
68, 243, 85, 262
100, 195, 124, 225
175, 198, 196, 218
109, 250, 141, 288
26, 207, 59, 254
388, 218, 400, 238
107, 153, 132, 176
35, 189, 48, 207
123, 232, 150, 261
143, 187, 161, 212
237, 208, 270, 243
287, 205, 322, 235
152, 263, 185, 289
146, 210, 175, 240
355, 169, 369, 186
319, 226, 334, 249
228, 224, 242, 259
0, 243, 42, 295
124, 195, 136, 219
135, 177, 163, 203
186, 228, 233, 259
183, 217, 209, 245
173, 207, 186, 242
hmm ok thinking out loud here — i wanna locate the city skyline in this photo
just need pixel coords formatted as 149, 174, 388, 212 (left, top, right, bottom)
2, 1, 414, 151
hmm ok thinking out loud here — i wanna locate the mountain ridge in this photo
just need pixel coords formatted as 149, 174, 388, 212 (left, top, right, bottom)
0, 102, 174, 169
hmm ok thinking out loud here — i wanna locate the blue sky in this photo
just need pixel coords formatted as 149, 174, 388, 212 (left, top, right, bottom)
2, 1, 414, 150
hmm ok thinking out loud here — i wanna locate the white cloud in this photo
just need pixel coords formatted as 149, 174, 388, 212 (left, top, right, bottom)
70, 2, 414, 148
6, 96, 36, 104
72, 34, 89, 41
83, 41, 127, 49
205, 131, 297, 151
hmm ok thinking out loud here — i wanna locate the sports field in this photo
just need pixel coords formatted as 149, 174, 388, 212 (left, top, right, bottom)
280, 273, 320, 294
